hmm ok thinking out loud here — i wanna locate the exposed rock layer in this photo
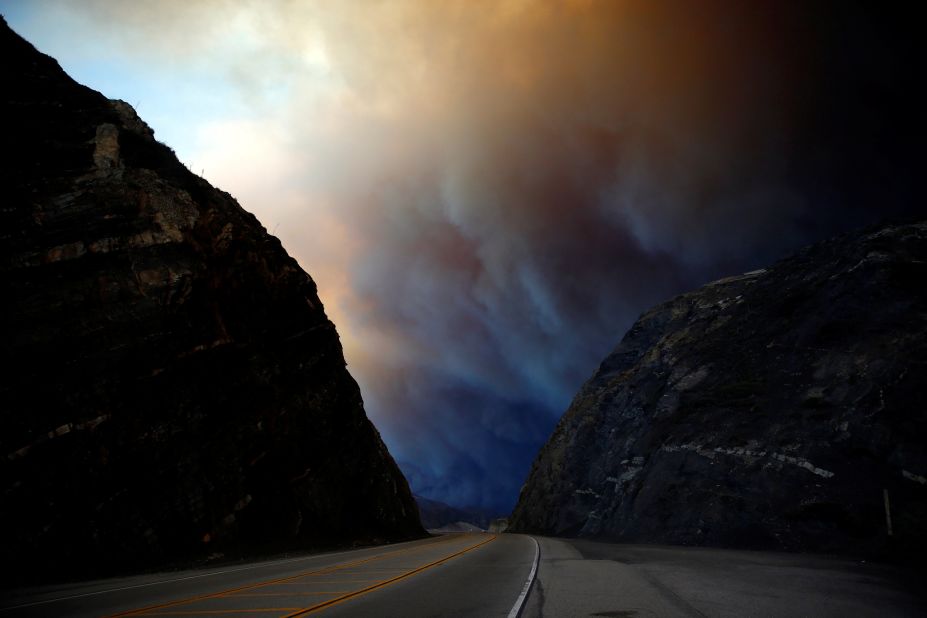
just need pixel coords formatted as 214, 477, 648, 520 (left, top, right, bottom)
0, 17, 423, 582
510, 221, 927, 555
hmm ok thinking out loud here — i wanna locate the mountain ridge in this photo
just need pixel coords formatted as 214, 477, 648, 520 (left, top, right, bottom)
509, 219, 927, 556
0, 16, 423, 584
414, 493, 500, 531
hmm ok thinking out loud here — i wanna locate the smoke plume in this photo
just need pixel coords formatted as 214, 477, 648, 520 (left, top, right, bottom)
7, 0, 922, 511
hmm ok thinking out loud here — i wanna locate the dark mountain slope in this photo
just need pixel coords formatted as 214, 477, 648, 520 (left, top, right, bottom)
0, 17, 422, 583
510, 220, 927, 555
414, 494, 497, 530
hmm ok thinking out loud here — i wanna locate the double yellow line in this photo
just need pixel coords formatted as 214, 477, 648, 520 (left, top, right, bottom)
284, 534, 496, 616
109, 534, 496, 617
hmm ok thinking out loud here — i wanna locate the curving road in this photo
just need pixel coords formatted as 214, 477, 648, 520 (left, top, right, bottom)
522, 536, 925, 618
2, 533, 924, 617
0, 533, 536, 618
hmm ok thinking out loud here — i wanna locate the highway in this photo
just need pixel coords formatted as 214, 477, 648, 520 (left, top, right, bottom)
0, 533, 535, 617
522, 537, 925, 618
1, 533, 924, 617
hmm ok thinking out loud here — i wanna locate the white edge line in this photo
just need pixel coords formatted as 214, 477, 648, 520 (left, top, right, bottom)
0, 537, 430, 612
507, 535, 540, 618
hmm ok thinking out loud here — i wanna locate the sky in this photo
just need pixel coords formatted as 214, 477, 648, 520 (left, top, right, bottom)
2, 1, 922, 513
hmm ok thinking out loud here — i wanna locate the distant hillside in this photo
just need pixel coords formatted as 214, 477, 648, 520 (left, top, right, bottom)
0, 16, 423, 583
415, 494, 498, 530
510, 221, 927, 555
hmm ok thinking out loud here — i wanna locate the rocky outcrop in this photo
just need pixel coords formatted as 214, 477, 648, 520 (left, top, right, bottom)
510, 221, 927, 555
0, 17, 422, 583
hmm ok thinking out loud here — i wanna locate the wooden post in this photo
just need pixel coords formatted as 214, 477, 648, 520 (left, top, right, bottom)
883, 489, 893, 537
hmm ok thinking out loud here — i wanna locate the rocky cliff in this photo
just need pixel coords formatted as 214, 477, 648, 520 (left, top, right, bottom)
510, 221, 927, 555
0, 17, 423, 583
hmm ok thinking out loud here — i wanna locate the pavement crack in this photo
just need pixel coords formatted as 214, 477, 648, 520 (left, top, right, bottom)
635, 567, 708, 618
532, 577, 547, 618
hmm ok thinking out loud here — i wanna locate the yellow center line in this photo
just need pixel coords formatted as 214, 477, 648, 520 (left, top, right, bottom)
241, 580, 386, 590
255, 582, 338, 586
295, 577, 388, 581
344, 567, 411, 571
245, 580, 386, 586
281, 534, 498, 617
106, 535, 459, 617
142, 609, 301, 615
225, 592, 350, 597
290, 578, 386, 583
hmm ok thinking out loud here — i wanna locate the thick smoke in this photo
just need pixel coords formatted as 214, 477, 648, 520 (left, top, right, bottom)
12, 1, 923, 511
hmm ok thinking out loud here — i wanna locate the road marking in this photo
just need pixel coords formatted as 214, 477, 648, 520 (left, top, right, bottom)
281, 569, 390, 586
0, 537, 441, 613
341, 567, 410, 572
258, 581, 351, 585
282, 534, 498, 616
226, 592, 348, 597
106, 536, 457, 617
143, 610, 301, 616
507, 535, 540, 618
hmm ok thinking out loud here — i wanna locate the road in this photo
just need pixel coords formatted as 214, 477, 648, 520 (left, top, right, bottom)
1, 533, 924, 617
523, 537, 925, 617
0, 533, 534, 617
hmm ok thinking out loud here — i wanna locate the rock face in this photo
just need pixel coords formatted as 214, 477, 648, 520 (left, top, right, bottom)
510, 221, 927, 555
0, 18, 422, 582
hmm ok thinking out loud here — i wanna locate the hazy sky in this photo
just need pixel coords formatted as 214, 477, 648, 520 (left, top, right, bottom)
3, 1, 921, 512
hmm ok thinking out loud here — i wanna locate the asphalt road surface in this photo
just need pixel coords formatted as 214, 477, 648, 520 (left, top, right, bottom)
0, 533, 534, 617
523, 536, 925, 617
1, 533, 924, 617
